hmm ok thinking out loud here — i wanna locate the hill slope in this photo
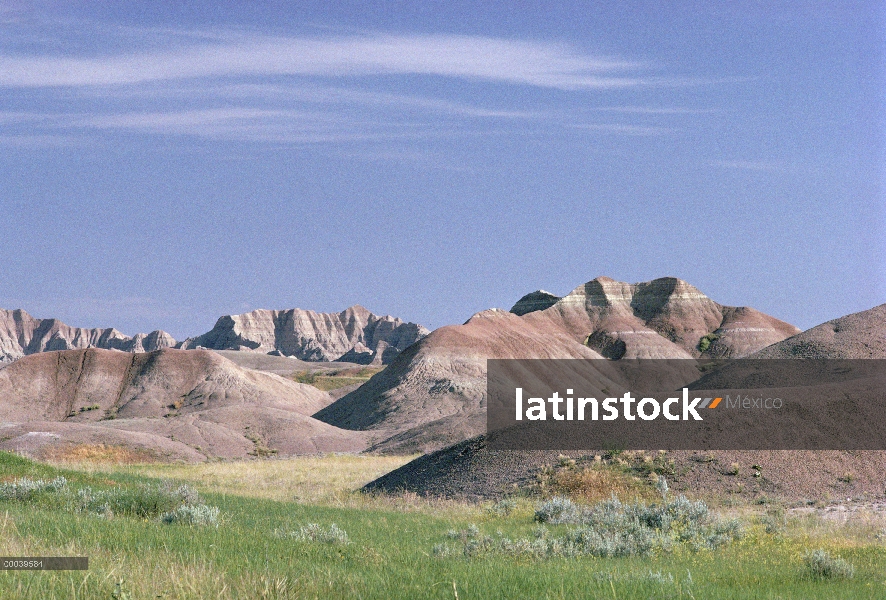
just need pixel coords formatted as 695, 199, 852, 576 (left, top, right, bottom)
0, 348, 366, 460
750, 304, 886, 358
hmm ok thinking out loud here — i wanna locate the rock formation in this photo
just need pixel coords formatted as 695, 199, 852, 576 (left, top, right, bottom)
364, 302, 886, 501
177, 305, 428, 364
0, 304, 428, 366
0, 309, 176, 363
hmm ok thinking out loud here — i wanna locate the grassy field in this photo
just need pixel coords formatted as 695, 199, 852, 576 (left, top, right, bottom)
0, 452, 884, 599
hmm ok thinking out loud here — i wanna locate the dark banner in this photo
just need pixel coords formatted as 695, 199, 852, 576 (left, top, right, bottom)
486, 359, 886, 450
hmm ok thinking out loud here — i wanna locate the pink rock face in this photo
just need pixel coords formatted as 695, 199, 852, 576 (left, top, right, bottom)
177, 305, 429, 364
0, 309, 176, 362
316, 276, 802, 454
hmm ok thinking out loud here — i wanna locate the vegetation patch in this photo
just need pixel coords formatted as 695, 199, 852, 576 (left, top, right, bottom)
698, 333, 721, 352
160, 503, 220, 527
531, 456, 655, 503
1, 451, 884, 598
804, 549, 855, 580
0, 472, 218, 523
435, 484, 743, 559
292, 366, 384, 391
278, 523, 350, 544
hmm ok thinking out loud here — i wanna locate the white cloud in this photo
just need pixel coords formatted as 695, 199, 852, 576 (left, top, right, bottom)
0, 33, 649, 90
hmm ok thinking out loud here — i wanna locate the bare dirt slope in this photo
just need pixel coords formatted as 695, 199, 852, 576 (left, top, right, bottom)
750, 304, 886, 358
316, 276, 800, 453
363, 436, 564, 500
0, 348, 367, 461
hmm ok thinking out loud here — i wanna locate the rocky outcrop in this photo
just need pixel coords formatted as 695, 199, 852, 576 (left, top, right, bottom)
509, 290, 561, 316
315, 276, 801, 454
0, 309, 176, 363
0, 348, 367, 460
540, 277, 800, 359
177, 305, 428, 364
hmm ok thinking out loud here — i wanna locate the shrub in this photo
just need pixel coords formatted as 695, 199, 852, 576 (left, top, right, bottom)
805, 549, 855, 579
487, 498, 517, 517
0, 476, 67, 501
284, 523, 350, 545
73, 481, 202, 519
74, 483, 198, 518
0, 473, 216, 525
698, 333, 720, 352
760, 506, 787, 534
441, 494, 742, 559
160, 504, 220, 527
535, 497, 580, 524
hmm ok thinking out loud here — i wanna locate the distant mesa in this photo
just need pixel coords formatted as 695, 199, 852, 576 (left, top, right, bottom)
0, 305, 428, 366
315, 276, 801, 454
176, 305, 429, 365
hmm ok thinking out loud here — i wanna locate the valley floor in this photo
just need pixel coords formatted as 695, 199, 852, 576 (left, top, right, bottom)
0, 452, 884, 599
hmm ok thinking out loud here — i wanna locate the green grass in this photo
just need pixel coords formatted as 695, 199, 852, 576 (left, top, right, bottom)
698, 333, 721, 353
291, 367, 384, 392
1, 451, 885, 598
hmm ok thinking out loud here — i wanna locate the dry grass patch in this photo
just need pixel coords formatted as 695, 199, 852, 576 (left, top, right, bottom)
550, 467, 660, 504
40, 443, 157, 465
73, 454, 418, 504
530, 455, 659, 504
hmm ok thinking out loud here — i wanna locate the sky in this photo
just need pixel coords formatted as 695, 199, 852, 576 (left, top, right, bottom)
0, 1, 883, 339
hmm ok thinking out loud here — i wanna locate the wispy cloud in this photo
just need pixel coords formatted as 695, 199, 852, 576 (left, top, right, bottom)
0, 33, 649, 90
0, 27, 722, 148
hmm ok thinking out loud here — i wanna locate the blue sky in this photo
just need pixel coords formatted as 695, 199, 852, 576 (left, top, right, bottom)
0, 1, 883, 339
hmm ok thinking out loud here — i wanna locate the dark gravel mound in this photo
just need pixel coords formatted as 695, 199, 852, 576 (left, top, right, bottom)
363, 435, 568, 500
365, 437, 886, 503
